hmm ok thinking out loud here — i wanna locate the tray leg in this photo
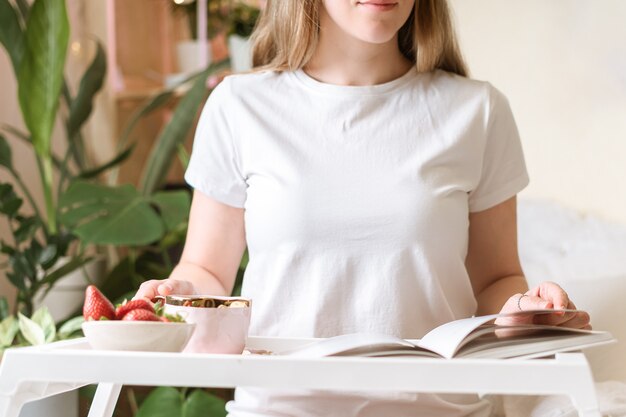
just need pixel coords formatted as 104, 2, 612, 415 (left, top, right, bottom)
87, 383, 122, 417
0, 394, 23, 417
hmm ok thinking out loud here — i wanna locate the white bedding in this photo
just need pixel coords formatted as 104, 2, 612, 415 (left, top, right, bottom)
489, 381, 626, 417
505, 199, 626, 416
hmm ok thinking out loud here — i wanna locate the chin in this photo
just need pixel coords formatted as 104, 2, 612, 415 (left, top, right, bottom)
352, 28, 398, 45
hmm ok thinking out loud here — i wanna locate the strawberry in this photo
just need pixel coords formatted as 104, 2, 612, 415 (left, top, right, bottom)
121, 309, 161, 322
83, 285, 116, 321
115, 299, 154, 320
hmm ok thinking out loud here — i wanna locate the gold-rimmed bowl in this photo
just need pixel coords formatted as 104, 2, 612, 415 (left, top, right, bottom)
162, 295, 252, 354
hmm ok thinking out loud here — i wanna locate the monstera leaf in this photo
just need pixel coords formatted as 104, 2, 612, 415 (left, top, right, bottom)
135, 387, 227, 417
59, 182, 163, 245
59, 182, 190, 246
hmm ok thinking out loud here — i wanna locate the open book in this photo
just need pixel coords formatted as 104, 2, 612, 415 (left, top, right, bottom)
277, 310, 615, 360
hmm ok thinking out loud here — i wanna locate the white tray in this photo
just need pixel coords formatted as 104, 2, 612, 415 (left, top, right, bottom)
0, 336, 601, 417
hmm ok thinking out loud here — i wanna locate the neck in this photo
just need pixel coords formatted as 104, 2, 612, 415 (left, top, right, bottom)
303, 10, 413, 86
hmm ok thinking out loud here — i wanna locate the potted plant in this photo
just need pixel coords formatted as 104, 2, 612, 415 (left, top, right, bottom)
0, 295, 84, 417
226, 0, 260, 72
0, 0, 203, 321
171, 0, 231, 74
0, 0, 120, 320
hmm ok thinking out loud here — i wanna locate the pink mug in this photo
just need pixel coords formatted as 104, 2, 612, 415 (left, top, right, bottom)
163, 295, 252, 354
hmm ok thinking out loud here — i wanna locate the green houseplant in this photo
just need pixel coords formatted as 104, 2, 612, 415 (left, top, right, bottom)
171, 0, 231, 40
1, 1, 236, 414
0, 0, 199, 318
0, 296, 83, 357
0, 0, 116, 318
226, 0, 260, 39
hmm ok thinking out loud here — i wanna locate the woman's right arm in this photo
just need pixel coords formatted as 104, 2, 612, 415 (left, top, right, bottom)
134, 190, 247, 300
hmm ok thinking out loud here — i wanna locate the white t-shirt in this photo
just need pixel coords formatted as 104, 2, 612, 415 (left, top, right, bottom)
185, 66, 529, 417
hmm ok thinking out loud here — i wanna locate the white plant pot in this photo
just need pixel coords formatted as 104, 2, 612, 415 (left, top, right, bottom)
176, 39, 213, 74
34, 256, 106, 322
228, 34, 252, 73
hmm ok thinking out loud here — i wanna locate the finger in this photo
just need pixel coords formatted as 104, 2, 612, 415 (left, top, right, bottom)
556, 311, 591, 329
495, 294, 537, 327
520, 295, 553, 311
537, 281, 569, 310
156, 279, 195, 297
133, 279, 164, 301
532, 303, 588, 326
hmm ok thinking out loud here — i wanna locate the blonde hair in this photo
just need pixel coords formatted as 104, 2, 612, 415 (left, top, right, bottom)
250, 0, 468, 77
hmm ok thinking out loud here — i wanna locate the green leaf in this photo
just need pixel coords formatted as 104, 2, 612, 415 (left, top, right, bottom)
58, 315, 84, 339
0, 296, 9, 320
67, 39, 106, 141
9, 252, 36, 286
159, 222, 187, 250
152, 190, 191, 231
17, 0, 69, 157
59, 182, 164, 245
0, 0, 24, 74
78, 144, 134, 180
0, 316, 19, 347
118, 71, 207, 154
31, 305, 56, 343
140, 59, 230, 195
0, 134, 13, 170
14, 0, 30, 23
38, 243, 58, 267
136, 387, 183, 417
176, 143, 190, 169
6, 271, 26, 291
0, 124, 29, 141
17, 312, 45, 345
14, 216, 38, 243
240, 248, 249, 270
44, 232, 74, 268
183, 390, 226, 417
0, 183, 22, 216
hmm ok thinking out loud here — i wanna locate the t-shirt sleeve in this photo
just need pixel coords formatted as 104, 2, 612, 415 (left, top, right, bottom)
184, 79, 247, 208
468, 86, 530, 212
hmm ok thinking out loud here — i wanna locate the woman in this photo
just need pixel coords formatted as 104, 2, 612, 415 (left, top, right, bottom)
136, 0, 590, 415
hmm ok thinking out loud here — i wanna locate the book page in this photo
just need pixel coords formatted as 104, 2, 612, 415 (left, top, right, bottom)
277, 333, 417, 357
417, 314, 500, 359
417, 309, 584, 359
458, 329, 615, 359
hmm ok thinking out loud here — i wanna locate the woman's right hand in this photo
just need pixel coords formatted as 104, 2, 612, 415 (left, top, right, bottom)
133, 279, 198, 302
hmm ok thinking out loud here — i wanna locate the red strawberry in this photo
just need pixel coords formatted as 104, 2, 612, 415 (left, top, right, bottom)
115, 299, 154, 320
83, 285, 116, 321
121, 309, 161, 322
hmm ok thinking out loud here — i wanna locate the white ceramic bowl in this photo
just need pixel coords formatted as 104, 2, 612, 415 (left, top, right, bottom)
82, 321, 196, 352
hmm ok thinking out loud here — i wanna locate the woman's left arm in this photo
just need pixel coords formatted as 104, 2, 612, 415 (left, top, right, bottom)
466, 196, 591, 329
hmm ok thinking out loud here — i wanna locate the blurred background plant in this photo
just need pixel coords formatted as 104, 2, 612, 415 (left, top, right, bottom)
171, 0, 230, 40
171, 0, 260, 41
0, 0, 236, 320
0, 0, 120, 318
0, 299, 83, 357
170, 0, 260, 74
1, 0, 250, 414
226, 1, 260, 38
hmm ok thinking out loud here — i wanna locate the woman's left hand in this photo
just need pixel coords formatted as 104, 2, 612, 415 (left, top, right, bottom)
495, 281, 592, 329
